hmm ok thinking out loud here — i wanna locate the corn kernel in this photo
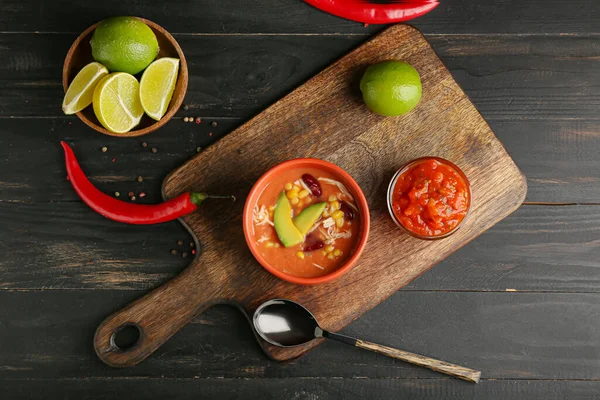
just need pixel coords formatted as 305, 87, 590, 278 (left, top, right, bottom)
298, 189, 310, 199
286, 189, 299, 199
284, 183, 293, 191
321, 250, 327, 256
274, 243, 280, 248
327, 253, 335, 260
297, 251, 305, 259
265, 242, 275, 248
331, 210, 344, 220
322, 210, 330, 218
293, 185, 301, 191
325, 245, 334, 253
328, 195, 337, 202
304, 198, 312, 205
330, 200, 340, 211
291, 197, 300, 205
333, 249, 342, 257
268, 205, 276, 211
336, 217, 344, 228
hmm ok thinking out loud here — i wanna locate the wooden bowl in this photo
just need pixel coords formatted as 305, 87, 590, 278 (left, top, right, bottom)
62, 17, 188, 137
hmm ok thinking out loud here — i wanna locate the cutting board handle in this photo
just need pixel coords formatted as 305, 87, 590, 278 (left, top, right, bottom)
93, 260, 226, 368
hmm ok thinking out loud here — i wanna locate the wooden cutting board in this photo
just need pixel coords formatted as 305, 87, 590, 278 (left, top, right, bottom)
94, 24, 527, 368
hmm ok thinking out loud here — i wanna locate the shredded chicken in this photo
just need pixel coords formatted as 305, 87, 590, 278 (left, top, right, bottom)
253, 204, 274, 227
322, 217, 336, 229
313, 263, 325, 270
295, 179, 312, 194
256, 234, 270, 243
319, 226, 352, 245
318, 178, 354, 201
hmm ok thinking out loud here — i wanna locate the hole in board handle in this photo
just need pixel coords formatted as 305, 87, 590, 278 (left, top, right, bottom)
111, 323, 142, 351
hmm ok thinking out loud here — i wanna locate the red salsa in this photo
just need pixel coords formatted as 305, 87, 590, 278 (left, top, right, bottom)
390, 158, 470, 237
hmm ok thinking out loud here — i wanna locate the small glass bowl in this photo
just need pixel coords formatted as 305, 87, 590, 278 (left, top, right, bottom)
386, 156, 472, 240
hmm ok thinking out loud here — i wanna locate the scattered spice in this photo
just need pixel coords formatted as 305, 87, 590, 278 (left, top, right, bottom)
139, 192, 146, 198
171, 249, 178, 255
195, 117, 201, 124
237, 149, 244, 154
183, 117, 189, 122
196, 147, 202, 153
114, 192, 120, 197
177, 240, 184, 246
364, 23, 369, 27
130, 195, 136, 201
151, 147, 157, 153
182, 252, 188, 258
183, 104, 189, 111
191, 249, 196, 255
189, 242, 194, 247
142, 141, 148, 148
211, 121, 217, 127
128, 191, 134, 197
111, 158, 116, 163
68, 122, 72, 125
209, 132, 213, 136
101, 146, 108, 153
137, 176, 143, 183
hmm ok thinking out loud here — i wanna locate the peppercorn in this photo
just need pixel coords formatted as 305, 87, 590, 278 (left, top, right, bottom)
171, 249, 178, 255
182, 252, 188, 258
128, 191, 134, 197
151, 147, 157, 153
137, 176, 143, 183
177, 240, 183, 246
142, 142, 148, 148
191, 249, 196, 255
130, 196, 136, 201
189, 242, 194, 247
139, 192, 146, 198
211, 121, 217, 127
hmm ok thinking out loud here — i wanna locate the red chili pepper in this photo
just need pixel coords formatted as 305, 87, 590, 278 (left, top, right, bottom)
304, 0, 439, 24
61, 142, 233, 224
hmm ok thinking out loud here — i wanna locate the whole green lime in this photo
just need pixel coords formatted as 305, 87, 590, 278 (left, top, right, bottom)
360, 61, 422, 116
90, 17, 158, 75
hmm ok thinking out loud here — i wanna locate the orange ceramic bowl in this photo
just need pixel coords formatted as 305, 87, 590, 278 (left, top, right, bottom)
243, 158, 370, 285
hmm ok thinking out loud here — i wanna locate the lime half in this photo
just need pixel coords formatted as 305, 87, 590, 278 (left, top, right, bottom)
93, 72, 144, 133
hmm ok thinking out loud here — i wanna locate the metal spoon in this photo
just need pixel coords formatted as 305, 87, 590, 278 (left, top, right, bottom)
253, 299, 481, 383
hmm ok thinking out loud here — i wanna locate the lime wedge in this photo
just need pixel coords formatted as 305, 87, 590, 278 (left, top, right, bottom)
93, 72, 144, 133
62, 62, 108, 115
140, 58, 179, 121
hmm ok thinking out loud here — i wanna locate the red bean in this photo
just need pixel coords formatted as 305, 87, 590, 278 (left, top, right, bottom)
302, 174, 322, 197
304, 240, 325, 252
340, 201, 355, 220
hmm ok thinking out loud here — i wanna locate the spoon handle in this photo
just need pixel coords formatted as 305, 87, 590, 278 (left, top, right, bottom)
323, 331, 481, 383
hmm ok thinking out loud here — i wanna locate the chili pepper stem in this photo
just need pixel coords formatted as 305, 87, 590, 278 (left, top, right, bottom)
189, 193, 236, 207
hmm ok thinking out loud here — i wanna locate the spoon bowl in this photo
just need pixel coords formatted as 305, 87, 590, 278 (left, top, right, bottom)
253, 299, 321, 347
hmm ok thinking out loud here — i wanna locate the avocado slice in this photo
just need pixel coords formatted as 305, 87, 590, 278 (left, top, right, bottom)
273, 191, 304, 248
293, 202, 327, 236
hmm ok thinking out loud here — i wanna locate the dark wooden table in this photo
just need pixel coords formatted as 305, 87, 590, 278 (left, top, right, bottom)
1, 1, 599, 398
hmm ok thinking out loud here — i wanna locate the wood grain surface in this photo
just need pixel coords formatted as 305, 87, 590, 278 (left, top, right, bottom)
2, 0, 599, 397
92, 25, 526, 368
